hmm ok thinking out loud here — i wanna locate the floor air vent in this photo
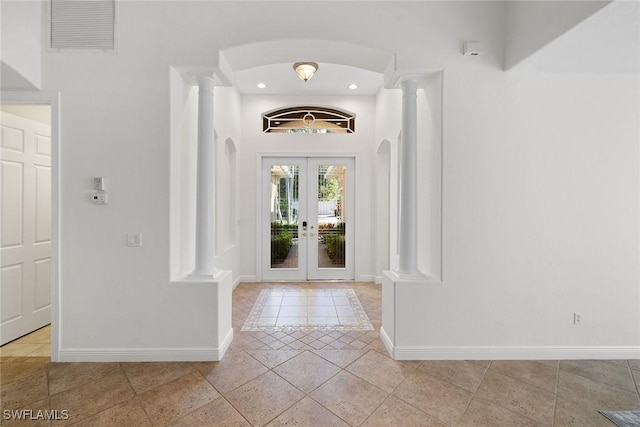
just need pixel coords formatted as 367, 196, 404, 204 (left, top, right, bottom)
48, 0, 117, 52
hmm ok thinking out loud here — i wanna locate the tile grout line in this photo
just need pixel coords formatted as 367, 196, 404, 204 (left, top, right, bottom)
268, 359, 340, 421
627, 360, 640, 404
355, 359, 427, 427
118, 362, 155, 426
559, 363, 640, 395
552, 361, 560, 427
488, 360, 561, 395
479, 361, 558, 426
453, 360, 491, 425
194, 359, 261, 426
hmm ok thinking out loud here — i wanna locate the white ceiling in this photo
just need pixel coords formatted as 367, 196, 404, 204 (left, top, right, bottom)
233, 62, 383, 96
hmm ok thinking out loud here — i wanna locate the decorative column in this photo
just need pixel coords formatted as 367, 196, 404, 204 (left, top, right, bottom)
396, 77, 424, 278
190, 75, 219, 278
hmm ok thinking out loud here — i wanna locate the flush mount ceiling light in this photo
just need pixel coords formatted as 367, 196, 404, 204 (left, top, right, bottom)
293, 62, 318, 82
257, 82, 267, 89
348, 83, 358, 90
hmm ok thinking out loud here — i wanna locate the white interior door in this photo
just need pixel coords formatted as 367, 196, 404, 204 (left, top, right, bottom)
261, 157, 355, 281
1, 112, 52, 345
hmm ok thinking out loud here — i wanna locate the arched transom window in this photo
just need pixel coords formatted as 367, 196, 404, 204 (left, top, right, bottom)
263, 106, 355, 134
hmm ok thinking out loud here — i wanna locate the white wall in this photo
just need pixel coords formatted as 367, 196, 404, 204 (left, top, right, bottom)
392, 70, 639, 356
375, 89, 402, 274
507, 1, 640, 74
213, 86, 242, 276
0, 1, 42, 89
416, 76, 443, 280
34, 0, 638, 359
239, 95, 378, 281
169, 68, 197, 280
505, 1, 610, 70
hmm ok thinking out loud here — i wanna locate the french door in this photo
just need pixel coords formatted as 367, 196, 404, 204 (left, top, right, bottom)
261, 157, 355, 281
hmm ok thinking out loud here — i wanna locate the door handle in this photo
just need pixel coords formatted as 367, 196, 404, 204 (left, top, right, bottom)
302, 232, 307, 237
310, 232, 315, 237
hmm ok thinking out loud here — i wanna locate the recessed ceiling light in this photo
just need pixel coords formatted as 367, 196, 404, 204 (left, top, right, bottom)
348, 83, 358, 90
257, 83, 267, 89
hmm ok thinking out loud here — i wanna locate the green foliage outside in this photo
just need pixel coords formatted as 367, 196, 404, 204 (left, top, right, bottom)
324, 234, 345, 265
271, 231, 293, 263
271, 222, 298, 239
318, 177, 339, 201
320, 222, 346, 265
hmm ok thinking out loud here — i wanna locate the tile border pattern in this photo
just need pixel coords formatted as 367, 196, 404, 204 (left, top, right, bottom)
241, 288, 374, 332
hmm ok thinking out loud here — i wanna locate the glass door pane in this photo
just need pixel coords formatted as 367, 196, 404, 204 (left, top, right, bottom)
307, 157, 354, 280
269, 165, 299, 269
262, 157, 352, 281
317, 165, 346, 268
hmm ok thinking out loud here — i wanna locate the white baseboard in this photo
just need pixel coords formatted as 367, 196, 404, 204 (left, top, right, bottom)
232, 276, 241, 290
379, 326, 394, 357
374, 275, 383, 284
237, 275, 257, 284
59, 328, 235, 362
383, 343, 640, 361
357, 274, 376, 282
218, 327, 234, 359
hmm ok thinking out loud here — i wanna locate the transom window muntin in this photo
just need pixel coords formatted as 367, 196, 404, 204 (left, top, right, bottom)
263, 106, 355, 134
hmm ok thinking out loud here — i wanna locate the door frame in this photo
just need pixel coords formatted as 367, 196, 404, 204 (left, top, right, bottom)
1, 91, 61, 361
256, 152, 358, 282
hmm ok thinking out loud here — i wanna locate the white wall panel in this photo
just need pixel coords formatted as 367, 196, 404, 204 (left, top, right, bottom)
1, 264, 23, 322
1, 161, 24, 248
35, 166, 51, 243
1, 126, 25, 152
34, 258, 52, 310
35, 134, 51, 157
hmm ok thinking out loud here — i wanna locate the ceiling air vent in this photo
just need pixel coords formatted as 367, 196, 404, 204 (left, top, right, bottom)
48, 0, 118, 52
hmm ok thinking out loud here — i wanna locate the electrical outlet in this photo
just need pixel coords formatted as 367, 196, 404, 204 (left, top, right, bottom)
573, 312, 582, 325
91, 192, 108, 204
126, 233, 142, 247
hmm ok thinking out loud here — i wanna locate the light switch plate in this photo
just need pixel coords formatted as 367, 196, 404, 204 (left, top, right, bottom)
126, 233, 142, 247
94, 177, 106, 191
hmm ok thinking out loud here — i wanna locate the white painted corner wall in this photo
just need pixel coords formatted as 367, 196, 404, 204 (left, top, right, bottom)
0, 1, 42, 89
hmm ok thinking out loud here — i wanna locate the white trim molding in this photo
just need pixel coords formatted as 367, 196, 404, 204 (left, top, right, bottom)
59, 329, 234, 362
237, 275, 258, 283
381, 341, 640, 361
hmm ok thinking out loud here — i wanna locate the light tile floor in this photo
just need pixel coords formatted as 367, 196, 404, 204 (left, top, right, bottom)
241, 288, 373, 332
1, 282, 639, 426
0, 324, 51, 358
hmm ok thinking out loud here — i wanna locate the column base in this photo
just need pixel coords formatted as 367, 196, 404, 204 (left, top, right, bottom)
381, 270, 438, 360
392, 270, 429, 281
187, 268, 223, 281
174, 269, 233, 361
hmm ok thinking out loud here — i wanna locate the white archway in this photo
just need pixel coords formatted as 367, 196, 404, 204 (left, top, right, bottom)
219, 39, 395, 81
